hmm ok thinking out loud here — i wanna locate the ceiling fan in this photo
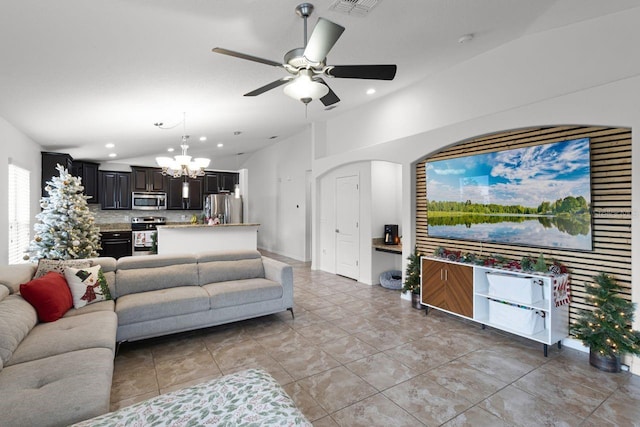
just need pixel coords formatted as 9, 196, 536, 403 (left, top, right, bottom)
212, 2, 397, 106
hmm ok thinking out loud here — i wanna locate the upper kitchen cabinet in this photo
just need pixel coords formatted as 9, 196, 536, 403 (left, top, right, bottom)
167, 176, 204, 210
219, 172, 239, 193
42, 152, 73, 197
203, 172, 220, 194
71, 160, 99, 204
131, 166, 166, 192
100, 171, 131, 210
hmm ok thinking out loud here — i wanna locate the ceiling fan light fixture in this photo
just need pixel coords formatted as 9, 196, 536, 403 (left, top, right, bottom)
283, 70, 329, 102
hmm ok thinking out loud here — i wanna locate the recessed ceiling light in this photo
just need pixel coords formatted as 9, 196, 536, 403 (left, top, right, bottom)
217, 143, 224, 148
167, 147, 175, 152
105, 143, 115, 148
366, 88, 376, 95
458, 33, 474, 44
199, 136, 207, 142
108, 153, 117, 158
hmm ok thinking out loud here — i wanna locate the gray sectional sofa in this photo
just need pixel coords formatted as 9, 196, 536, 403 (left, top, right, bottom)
0, 250, 294, 427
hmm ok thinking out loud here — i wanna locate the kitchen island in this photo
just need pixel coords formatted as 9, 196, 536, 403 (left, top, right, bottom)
156, 223, 259, 255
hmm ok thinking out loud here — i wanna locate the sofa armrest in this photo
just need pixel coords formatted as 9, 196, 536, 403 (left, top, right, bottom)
262, 256, 293, 308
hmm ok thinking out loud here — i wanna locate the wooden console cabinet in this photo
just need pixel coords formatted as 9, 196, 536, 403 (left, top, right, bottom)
421, 258, 473, 318
421, 256, 569, 356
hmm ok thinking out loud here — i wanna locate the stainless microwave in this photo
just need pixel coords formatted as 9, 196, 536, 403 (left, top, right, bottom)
131, 192, 167, 210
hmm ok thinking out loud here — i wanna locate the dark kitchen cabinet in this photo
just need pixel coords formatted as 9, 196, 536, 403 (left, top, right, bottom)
42, 152, 73, 197
99, 231, 132, 259
203, 172, 220, 194
167, 177, 204, 210
72, 161, 99, 203
219, 172, 239, 193
99, 171, 131, 210
131, 166, 166, 192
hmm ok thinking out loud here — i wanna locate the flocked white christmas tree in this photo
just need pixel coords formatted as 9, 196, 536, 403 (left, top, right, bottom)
28, 164, 101, 260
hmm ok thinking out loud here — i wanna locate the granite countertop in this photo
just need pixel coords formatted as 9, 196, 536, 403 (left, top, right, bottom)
372, 237, 402, 254
157, 223, 260, 229
98, 223, 131, 232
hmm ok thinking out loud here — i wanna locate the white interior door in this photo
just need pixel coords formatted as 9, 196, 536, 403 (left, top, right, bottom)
336, 175, 359, 279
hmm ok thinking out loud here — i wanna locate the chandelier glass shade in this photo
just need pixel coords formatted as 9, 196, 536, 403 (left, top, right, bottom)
156, 136, 211, 179
283, 69, 329, 103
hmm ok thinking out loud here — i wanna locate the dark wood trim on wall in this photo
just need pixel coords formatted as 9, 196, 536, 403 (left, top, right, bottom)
415, 125, 632, 327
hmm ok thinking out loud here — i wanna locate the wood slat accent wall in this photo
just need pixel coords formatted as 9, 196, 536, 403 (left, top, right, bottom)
415, 126, 632, 327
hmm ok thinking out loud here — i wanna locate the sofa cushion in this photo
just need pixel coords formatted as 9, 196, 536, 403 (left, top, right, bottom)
116, 286, 210, 325
0, 347, 113, 427
7, 311, 118, 366
64, 265, 113, 308
0, 295, 37, 370
204, 278, 283, 309
0, 263, 37, 294
19, 272, 73, 322
34, 258, 91, 279
198, 258, 265, 285
63, 300, 115, 318
116, 254, 198, 296
0, 284, 9, 302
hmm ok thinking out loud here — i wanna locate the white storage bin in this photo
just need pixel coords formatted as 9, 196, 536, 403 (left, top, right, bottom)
486, 272, 543, 304
488, 299, 545, 335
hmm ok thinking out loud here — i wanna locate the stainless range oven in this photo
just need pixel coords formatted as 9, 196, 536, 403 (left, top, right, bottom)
131, 216, 166, 256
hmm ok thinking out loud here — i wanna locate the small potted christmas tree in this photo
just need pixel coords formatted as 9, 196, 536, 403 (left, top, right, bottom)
403, 246, 423, 309
571, 272, 640, 372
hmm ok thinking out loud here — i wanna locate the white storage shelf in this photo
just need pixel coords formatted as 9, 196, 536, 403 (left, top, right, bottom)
421, 257, 569, 356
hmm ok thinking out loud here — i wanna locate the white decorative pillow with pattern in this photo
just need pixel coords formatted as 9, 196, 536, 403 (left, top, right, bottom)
64, 265, 112, 309
34, 259, 91, 279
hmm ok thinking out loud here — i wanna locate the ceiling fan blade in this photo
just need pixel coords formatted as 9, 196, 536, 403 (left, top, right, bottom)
327, 65, 397, 80
316, 78, 340, 106
212, 47, 283, 68
303, 18, 345, 64
244, 78, 291, 97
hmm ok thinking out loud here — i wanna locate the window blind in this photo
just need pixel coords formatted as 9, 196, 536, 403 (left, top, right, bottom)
8, 163, 30, 264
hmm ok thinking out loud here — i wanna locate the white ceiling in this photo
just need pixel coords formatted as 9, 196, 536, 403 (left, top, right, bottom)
0, 0, 637, 167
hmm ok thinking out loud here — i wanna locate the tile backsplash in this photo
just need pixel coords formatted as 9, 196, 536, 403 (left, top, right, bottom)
89, 205, 203, 225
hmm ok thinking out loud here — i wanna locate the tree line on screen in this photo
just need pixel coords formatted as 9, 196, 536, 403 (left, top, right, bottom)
428, 195, 590, 215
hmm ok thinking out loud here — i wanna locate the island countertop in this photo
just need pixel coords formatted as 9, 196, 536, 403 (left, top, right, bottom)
157, 223, 260, 229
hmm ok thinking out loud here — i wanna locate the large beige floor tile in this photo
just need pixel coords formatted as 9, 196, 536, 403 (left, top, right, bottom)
383, 374, 473, 426
330, 393, 421, 427
297, 366, 377, 413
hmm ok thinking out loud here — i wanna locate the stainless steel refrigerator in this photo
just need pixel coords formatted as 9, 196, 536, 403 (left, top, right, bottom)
206, 194, 243, 224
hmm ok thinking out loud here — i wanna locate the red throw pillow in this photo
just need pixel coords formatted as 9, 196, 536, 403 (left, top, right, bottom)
20, 271, 73, 322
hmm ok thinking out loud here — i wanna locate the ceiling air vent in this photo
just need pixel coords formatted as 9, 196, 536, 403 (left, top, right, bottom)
329, 0, 380, 17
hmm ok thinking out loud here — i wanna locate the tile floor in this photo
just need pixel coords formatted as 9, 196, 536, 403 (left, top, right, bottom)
111, 253, 640, 426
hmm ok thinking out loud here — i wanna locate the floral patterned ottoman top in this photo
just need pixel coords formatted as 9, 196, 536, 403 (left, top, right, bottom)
72, 369, 312, 427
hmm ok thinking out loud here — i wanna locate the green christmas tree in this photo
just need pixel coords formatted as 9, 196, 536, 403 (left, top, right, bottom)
28, 164, 101, 260
402, 246, 421, 294
571, 272, 640, 357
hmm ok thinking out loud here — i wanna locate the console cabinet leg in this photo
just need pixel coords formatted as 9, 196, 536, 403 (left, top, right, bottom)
544, 344, 548, 357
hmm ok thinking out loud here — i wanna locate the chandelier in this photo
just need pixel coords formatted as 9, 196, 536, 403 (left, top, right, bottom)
155, 113, 211, 178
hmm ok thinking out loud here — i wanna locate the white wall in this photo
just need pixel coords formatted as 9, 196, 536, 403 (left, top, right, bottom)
0, 116, 42, 265
370, 161, 403, 284
241, 126, 312, 260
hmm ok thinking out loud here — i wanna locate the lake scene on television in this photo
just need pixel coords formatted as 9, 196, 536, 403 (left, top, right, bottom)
426, 137, 592, 251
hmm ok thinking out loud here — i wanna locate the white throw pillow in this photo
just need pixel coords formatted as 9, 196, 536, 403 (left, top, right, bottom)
34, 258, 91, 279
64, 265, 112, 309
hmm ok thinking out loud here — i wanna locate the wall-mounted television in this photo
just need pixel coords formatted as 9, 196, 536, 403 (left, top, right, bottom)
426, 137, 592, 251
